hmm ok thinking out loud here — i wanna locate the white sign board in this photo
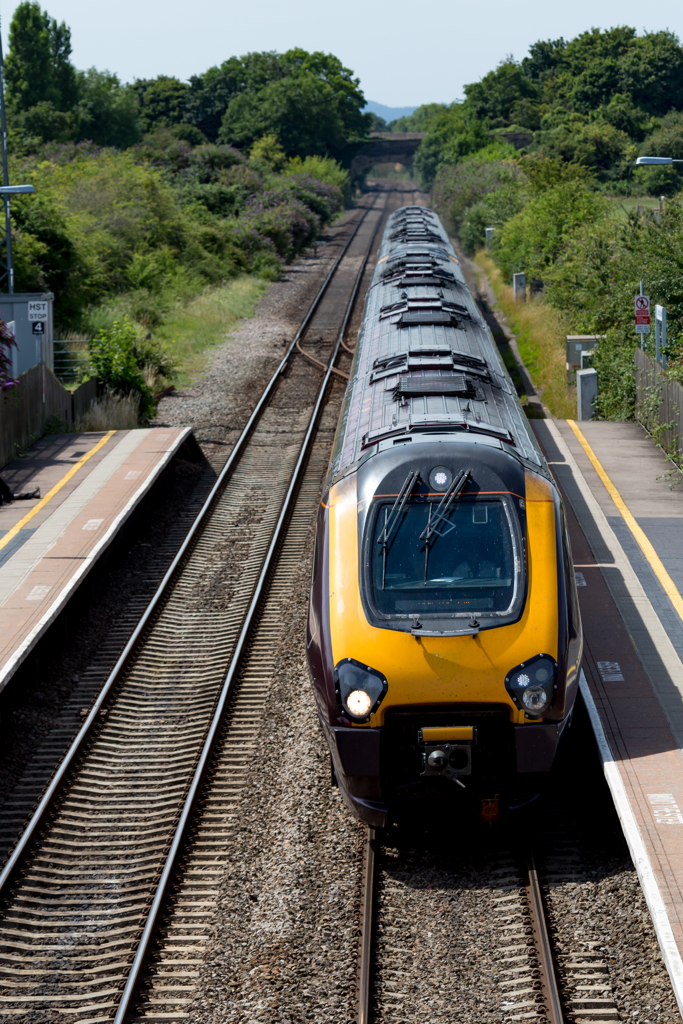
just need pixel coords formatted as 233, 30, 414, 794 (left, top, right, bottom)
28, 301, 48, 323
635, 294, 651, 335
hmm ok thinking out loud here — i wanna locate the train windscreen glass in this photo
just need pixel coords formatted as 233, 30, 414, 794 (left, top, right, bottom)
371, 500, 517, 616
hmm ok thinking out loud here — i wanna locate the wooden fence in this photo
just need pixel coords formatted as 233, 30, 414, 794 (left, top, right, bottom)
0, 363, 97, 469
634, 347, 683, 457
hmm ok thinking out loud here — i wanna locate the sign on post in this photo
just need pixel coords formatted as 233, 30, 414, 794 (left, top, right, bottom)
28, 300, 48, 323
635, 294, 651, 334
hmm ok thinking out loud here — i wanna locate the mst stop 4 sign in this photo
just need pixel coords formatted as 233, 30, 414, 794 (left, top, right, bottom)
635, 294, 651, 334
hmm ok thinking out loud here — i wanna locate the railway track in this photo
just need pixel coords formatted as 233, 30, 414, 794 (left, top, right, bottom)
357, 828, 566, 1024
356, 790, 628, 1024
0, 186, 423, 1022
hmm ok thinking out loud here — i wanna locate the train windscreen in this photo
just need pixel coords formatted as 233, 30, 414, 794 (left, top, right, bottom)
370, 499, 519, 617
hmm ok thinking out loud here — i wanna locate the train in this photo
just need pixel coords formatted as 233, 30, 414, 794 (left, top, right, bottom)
306, 205, 582, 827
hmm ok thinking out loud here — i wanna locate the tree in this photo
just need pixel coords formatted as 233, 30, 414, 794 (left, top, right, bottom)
187, 49, 370, 156
76, 69, 141, 148
366, 113, 386, 132
414, 104, 490, 188
184, 52, 285, 141
221, 74, 347, 159
133, 77, 190, 133
521, 38, 567, 83
464, 59, 538, 126
5, 1, 77, 112
280, 48, 370, 143
494, 180, 608, 280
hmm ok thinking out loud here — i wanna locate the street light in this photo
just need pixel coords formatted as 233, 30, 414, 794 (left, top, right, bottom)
0, 26, 37, 294
636, 156, 683, 165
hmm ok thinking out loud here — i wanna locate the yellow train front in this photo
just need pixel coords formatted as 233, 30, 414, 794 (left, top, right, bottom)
307, 206, 582, 827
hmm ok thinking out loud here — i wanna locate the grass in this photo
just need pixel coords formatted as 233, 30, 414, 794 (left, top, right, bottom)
474, 250, 576, 418
77, 392, 141, 431
608, 195, 662, 221
154, 275, 268, 388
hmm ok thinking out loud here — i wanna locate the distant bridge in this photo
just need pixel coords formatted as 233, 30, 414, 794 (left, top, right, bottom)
350, 132, 426, 177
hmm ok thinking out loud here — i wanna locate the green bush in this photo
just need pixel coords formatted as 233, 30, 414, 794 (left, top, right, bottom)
251, 133, 287, 171
433, 156, 525, 232
459, 182, 528, 254
493, 180, 609, 280
287, 154, 350, 200
86, 316, 161, 421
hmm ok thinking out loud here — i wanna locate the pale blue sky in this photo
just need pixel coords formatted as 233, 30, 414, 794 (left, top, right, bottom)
1, 0, 682, 107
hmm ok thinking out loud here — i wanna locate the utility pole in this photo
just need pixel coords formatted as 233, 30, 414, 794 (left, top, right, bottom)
0, 19, 35, 294
0, 19, 13, 292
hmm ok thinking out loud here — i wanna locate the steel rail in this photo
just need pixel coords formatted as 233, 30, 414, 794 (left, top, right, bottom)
526, 850, 564, 1024
113, 195, 386, 1022
113, 194, 385, 1023
0, 198, 375, 901
297, 196, 383, 382
355, 841, 565, 1024
357, 827, 376, 1024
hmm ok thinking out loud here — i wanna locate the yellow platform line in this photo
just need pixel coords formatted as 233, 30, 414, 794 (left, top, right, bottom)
0, 430, 116, 554
567, 418, 683, 622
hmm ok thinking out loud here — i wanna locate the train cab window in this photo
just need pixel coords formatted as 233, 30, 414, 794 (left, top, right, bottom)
369, 499, 521, 619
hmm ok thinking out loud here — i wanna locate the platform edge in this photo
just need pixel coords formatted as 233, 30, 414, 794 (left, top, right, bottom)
0, 426, 194, 693
580, 670, 683, 1017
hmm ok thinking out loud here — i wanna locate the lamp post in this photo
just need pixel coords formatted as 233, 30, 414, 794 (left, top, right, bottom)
0, 24, 36, 293
635, 156, 683, 166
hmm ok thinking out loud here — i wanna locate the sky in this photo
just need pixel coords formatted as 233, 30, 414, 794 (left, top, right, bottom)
1, 0, 682, 108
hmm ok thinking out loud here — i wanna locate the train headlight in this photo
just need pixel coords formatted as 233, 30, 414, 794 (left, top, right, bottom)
346, 690, 373, 717
505, 654, 557, 719
335, 659, 388, 722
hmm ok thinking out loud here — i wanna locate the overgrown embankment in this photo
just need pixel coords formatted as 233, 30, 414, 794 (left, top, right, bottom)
433, 152, 683, 420
472, 251, 575, 418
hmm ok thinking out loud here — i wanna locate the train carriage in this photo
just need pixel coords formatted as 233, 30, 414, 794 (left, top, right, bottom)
306, 206, 582, 827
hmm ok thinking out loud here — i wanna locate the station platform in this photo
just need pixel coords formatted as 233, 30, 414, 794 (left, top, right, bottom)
533, 418, 683, 1013
0, 427, 197, 695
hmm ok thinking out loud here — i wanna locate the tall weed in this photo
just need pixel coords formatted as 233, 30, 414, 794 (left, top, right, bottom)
77, 391, 140, 431
475, 252, 576, 418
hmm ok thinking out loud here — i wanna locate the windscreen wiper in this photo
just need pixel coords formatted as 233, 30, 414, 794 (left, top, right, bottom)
420, 468, 472, 584
377, 470, 420, 589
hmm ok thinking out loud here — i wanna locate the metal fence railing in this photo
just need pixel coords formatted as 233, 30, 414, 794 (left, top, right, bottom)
53, 340, 90, 383
634, 347, 683, 461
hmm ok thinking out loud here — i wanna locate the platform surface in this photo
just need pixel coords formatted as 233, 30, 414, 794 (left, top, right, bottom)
533, 418, 683, 1012
0, 427, 193, 693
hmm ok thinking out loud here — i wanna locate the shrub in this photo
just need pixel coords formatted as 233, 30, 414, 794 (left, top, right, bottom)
86, 316, 155, 421
251, 134, 287, 171
276, 173, 344, 220
433, 157, 525, 231
287, 154, 350, 202
78, 391, 141, 431
0, 319, 17, 392
241, 193, 320, 261
493, 180, 609, 280
459, 182, 529, 255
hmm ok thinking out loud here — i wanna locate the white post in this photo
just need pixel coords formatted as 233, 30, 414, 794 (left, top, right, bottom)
656, 312, 660, 363
655, 304, 667, 366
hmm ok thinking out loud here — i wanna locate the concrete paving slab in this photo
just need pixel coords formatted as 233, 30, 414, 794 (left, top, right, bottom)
532, 418, 683, 1012
0, 426, 195, 693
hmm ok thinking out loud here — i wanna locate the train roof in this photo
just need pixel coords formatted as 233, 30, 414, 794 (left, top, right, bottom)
327, 205, 549, 486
